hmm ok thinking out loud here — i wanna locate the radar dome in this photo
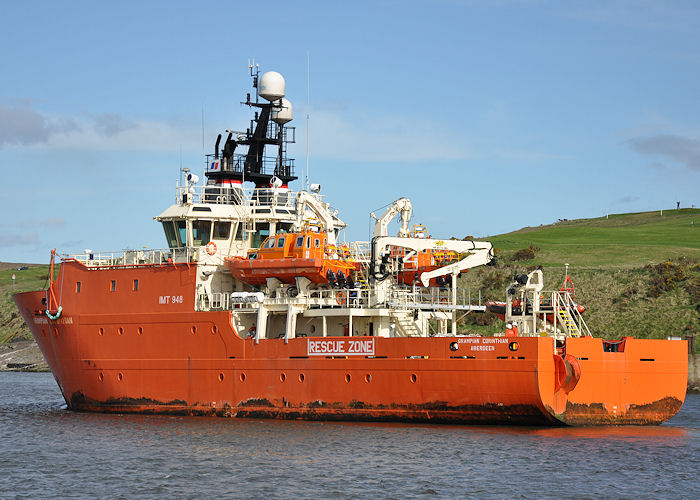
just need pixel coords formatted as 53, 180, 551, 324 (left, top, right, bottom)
272, 98, 293, 124
259, 71, 285, 102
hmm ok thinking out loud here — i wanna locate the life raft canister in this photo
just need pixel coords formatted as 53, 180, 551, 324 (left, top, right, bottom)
206, 242, 217, 255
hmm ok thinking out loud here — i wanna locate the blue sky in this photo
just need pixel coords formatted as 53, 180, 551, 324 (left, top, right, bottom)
1, 0, 699, 263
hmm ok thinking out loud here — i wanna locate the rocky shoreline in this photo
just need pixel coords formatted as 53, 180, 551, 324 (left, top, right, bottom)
0, 340, 48, 372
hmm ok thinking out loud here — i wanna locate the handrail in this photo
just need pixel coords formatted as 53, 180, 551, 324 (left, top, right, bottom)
61, 247, 195, 268
389, 286, 482, 309
557, 291, 591, 336
176, 185, 325, 208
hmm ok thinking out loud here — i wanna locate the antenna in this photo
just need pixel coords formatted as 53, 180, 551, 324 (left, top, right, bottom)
306, 50, 310, 192
249, 57, 260, 102
201, 104, 206, 180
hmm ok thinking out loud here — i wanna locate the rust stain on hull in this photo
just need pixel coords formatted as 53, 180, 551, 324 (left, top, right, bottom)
550, 396, 684, 425
69, 392, 558, 425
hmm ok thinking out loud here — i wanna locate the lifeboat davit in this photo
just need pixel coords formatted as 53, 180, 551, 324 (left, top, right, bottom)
225, 230, 357, 286
486, 273, 585, 321
393, 247, 459, 286
485, 300, 586, 322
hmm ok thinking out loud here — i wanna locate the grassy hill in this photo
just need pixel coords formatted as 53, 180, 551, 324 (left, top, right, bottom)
2, 209, 699, 344
1, 264, 52, 343
458, 208, 700, 342
488, 208, 699, 268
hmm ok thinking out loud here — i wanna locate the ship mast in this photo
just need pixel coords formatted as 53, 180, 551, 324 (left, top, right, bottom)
204, 63, 297, 195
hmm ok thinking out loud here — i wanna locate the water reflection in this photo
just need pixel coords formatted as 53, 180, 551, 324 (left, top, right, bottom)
2, 373, 698, 499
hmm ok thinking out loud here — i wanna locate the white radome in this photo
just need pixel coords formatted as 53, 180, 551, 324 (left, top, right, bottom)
259, 71, 285, 101
272, 98, 293, 124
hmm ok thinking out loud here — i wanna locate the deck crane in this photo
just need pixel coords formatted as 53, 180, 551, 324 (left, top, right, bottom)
371, 197, 413, 238
292, 191, 340, 245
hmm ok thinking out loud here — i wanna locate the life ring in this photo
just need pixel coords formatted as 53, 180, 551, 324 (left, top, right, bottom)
206, 242, 217, 255
336, 291, 347, 306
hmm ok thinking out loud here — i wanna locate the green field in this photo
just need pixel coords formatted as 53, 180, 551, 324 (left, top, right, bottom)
459, 209, 700, 342
1, 265, 53, 343
488, 208, 700, 268
2, 209, 699, 344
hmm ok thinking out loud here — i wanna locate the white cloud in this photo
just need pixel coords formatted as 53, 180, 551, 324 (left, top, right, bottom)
628, 134, 700, 172
310, 109, 470, 162
46, 118, 200, 152
0, 232, 40, 248
0, 103, 78, 146
0, 102, 200, 152
1, 101, 562, 164
25, 218, 67, 228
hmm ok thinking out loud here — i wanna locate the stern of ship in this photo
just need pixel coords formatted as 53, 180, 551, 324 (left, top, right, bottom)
538, 336, 687, 425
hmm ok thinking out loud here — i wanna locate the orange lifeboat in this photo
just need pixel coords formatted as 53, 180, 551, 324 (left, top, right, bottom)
387, 223, 461, 286
393, 247, 459, 286
225, 230, 356, 286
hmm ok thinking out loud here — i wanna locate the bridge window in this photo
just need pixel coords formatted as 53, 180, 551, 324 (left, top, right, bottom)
234, 223, 244, 240
251, 224, 270, 249
162, 221, 178, 249
213, 221, 231, 240
176, 220, 186, 247
192, 220, 211, 246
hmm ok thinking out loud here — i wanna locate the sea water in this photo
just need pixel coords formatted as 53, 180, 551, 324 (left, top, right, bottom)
1, 372, 698, 499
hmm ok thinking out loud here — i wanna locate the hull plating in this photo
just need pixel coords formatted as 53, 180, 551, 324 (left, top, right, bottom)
13, 263, 688, 426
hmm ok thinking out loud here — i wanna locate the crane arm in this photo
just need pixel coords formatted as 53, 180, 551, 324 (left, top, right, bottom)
370, 236, 494, 282
418, 243, 494, 287
293, 191, 337, 244
371, 198, 412, 238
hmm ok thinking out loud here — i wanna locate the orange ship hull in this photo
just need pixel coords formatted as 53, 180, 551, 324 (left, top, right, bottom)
14, 261, 687, 426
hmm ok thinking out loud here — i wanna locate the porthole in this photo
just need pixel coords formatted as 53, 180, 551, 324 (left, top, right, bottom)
98, 327, 104, 336
211, 325, 218, 334
98, 373, 104, 382
137, 326, 143, 335
218, 373, 224, 382
410, 374, 417, 383
117, 373, 123, 381
280, 373, 286, 382
364, 374, 372, 383
298, 373, 305, 382
191, 326, 197, 334
239, 373, 246, 382
344, 374, 351, 383
118, 327, 124, 335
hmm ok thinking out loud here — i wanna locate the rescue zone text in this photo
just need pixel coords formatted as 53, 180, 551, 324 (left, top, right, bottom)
307, 338, 375, 356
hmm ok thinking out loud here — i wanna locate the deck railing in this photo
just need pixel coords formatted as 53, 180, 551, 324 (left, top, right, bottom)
62, 248, 195, 267
198, 285, 484, 312
389, 286, 483, 310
